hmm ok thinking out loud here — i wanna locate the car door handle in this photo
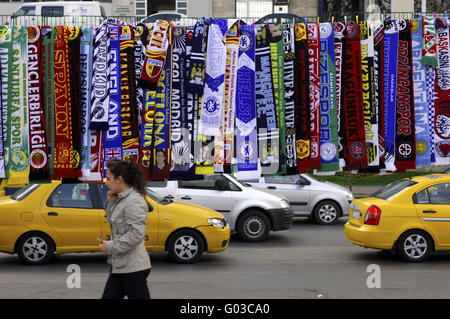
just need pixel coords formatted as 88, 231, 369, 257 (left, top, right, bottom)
423, 210, 437, 214
165, 195, 174, 199
48, 212, 58, 216
180, 196, 191, 200
267, 186, 277, 190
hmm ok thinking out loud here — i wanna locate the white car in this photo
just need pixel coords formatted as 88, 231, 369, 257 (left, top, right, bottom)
237, 174, 353, 225
146, 174, 293, 242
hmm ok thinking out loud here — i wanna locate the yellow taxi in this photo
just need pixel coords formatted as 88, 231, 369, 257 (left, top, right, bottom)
345, 174, 450, 262
0, 181, 230, 265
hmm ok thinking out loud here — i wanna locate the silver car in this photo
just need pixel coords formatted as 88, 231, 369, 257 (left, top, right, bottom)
237, 174, 353, 225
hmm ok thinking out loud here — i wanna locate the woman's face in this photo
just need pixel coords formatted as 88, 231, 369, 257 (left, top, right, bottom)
105, 169, 123, 194
156, 151, 166, 165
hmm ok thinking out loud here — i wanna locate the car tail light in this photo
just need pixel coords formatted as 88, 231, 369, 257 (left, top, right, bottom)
364, 205, 381, 225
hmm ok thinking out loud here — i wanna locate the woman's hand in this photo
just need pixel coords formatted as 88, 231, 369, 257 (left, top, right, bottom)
107, 191, 118, 201
97, 238, 107, 253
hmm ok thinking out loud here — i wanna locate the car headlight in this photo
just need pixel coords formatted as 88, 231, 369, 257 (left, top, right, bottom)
342, 190, 353, 200
280, 199, 290, 209
208, 218, 226, 229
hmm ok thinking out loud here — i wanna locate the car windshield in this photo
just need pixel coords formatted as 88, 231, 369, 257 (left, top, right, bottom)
145, 187, 172, 205
11, 183, 40, 201
370, 179, 418, 200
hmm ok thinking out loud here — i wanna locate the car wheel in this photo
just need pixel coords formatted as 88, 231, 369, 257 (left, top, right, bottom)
237, 211, 270, 242
313, 200, 340, 225
17, 232, 55, 265
397, 230, 433, 263
167, 229, 204, 264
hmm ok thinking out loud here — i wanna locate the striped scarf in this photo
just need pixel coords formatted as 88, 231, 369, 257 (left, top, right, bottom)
334, 22, 346, 169
426, 66, 437, 163
422, 16, 437, 66
187, 18, 207, 94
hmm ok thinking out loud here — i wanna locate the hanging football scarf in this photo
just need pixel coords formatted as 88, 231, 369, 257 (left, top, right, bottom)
426, 65, 437, 163
235, 24, 258, 180
149, 41, 172, 181
0, 49, 4, 180
52, 26, 75, 179
342, 22, 367, 171
359, 21, 379, 169
371, 21, 386, 169
223, 22, 239, 173
318, 22, 339, 172
0, 26, 12, 180
6, 26, 29, 186
433, 18, 450, 164
68, 27, 82, 176
255, 24, 279, 175
120, 25, 140, 164
80, 26, 93, 180
90, 23, 110, 131
187, 18, 207, 94
103, 25, 122, 177
139, 20, 170, 89
395, 20, 416, 171
134, 24, 148, 129
334, 22, 346, 169
306, 23, 321, 170
293, 23, 310, 173
383, 20, 399, 172
283, 23, 297, 175
170, 26, 194, 180
27, 26, 49, 181
422, 16, 437, 66
412, 18, 431, 168
41, 26, 55, 177
269, 23, 286, 175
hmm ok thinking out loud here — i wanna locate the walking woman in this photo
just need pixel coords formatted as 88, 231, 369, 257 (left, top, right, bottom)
99, 159, 151, 299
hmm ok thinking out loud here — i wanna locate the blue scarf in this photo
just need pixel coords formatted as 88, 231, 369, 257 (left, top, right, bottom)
412, 19, 431, 168
383, 21, 399, 171
426, 65, 436, 163
235, 24, 258, 179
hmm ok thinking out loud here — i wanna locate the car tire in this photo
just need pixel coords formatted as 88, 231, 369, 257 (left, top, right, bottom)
17, 232, 55, 265
313, 200, 340, 225
167, 229, 204, 264
396, 230, 433, 263
237, 210, 270, 242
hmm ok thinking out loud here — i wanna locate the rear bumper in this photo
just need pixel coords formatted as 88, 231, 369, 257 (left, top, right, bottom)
268, 207, 294, 231
344, 220, 396, 250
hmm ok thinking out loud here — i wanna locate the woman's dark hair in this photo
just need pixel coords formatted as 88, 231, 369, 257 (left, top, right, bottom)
106, 159, 145, 196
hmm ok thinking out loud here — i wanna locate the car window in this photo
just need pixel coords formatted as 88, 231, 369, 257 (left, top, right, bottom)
179, 175, 238, 191
14, 6, 36, 16
264, 175, 300, 184
370, 179, 418, 200
415, 188, 430, 204
42, 6, 64, 17
427, 183, 450, 205
47, 183, 93, 209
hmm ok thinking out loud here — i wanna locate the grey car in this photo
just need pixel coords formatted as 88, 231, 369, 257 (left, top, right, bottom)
237, 174, 353, 225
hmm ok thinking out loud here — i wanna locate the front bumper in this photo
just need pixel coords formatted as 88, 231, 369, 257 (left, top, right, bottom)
196, 225, 231, 253
267, 207, 294, 231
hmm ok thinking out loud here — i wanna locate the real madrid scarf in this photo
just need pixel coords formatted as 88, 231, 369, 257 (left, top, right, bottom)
103, 25, 122, 177
80, 26, 93, 180
422, 16, 437, 66
6, 26, 29, 186
383, 21, 399, 172
293, 23, 310, 173
139, 20, 170, 90
433, 17, 450, 164
255, 24, 279, 175
269, 23, 286, 175
426, 65, 437, 163
342, 22, 368, 171
28, 26, 49, 181
394, 20, 416, 171
235, 24, 258, 180
120, 25, 140, 164
223, 22, 239, 173
52, 26, 75, 179
149, 40, 172, 181
306, 23, 321, 170
318, 22, 339, 172
371, 22, 386, 169
283, 23, 297, 175
41, 26, 55, 177
90, 23, 110, 131
0, 26, 11, 180
412, 18, 431, 168
334, 22, 346, 169
68, 27, 82, 177
187, 18, 207, 94
360, 21, 379, 169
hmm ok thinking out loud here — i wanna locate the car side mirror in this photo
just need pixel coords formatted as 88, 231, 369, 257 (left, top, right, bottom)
297, 179, 311, 186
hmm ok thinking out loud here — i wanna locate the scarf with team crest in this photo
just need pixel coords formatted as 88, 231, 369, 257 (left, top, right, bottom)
334, 22, 346, 170
186, 18, 207, 94
422, 16, 437, 66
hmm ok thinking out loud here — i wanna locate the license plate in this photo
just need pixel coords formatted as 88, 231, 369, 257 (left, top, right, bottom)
352, 210, 361, 219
